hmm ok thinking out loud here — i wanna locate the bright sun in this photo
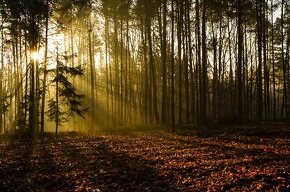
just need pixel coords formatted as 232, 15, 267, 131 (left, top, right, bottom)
31, 51, 40, 61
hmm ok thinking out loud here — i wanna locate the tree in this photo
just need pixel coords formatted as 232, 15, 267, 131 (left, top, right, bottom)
200, 0, 208, 123
40, 0, 50, 135
47, 54, 87, 137
170, 0, 175, 131
237, 0, 244, 120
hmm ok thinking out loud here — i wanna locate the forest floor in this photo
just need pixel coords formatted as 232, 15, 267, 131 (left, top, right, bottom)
0, 125, 290, 192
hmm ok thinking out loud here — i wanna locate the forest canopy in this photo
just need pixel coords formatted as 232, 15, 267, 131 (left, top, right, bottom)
0, 0, 289, 135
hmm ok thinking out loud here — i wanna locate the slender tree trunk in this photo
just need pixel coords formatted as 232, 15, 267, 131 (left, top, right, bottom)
196, 0, 201, 123
29, 49, 36, 134
212, 22, 217, 120
186, 0, 195, 123
200, 0, 207, 123
183, 1, 190, 123
237, 0, 244, 120
55, 52, 59, 137
141, 23, 149, 124
271, 0, 276, 119
0, 19, 3, 134
256, 0, 263, 121
113, 15, 119, 126
281, 0, 287, 119
262, 0, 269, 120
88, 20, 95, 129
125, 14, 130, 124
161, 0, 167, 124
171, 0, 175, 132
177, 0, 183, 124
217, 20, 223, 120
120, 19, 124, 125
105, 16, 110, 127
146, 16, 159, 124
40, 0, 49, 134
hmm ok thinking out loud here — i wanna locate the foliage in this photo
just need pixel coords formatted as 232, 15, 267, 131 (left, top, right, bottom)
46, 99, 66, 125
0, 92, 9, 117
16, 102, 27, 128
1, 0, 48, 43
46, 60, 88, 127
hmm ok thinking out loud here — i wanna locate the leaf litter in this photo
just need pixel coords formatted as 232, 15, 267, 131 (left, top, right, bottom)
0, 128, 289, 191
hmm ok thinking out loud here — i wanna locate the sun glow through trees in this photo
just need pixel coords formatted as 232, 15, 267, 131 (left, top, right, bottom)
31, 50, 40, 62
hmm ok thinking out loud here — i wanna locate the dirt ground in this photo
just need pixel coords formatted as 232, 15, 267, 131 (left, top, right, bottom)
0, 126, 289, 191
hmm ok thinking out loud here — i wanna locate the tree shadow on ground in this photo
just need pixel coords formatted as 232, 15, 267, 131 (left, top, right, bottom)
0, 133, 289, 191
0, 136, 72, 192
30, 140, 70, 191
176, 123, 290, 139
59, 137, 179, 192
146, 132, 290, 191
0, 136, 33, 191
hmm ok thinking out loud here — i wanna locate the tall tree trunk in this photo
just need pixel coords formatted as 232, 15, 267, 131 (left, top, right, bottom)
281, 0, 287, 118
228, 17, 234, 117
105, 16, 110, 127
212, 22, 217, 120
161, 0, 167, 124
271, 0, 276, 119
237, 0, 244, 120
170, 0, 175, 131
88, 20, 95, 129
0, 19, 3, 134
200, 0, 207, 123
262, 0, 270, 120
146, 15, 159, 124
196, 0, 201, 123
256, 0, 263, 121
217, 20, 223, 120
55, 52, 59, 137
186, 0, 195, 123
113, 14, 119, 126
183, 1, 190, 123
40, 0, 49, 134
177, 0, 183, 124
141, 22, 150, 124
120, 19, 124, 125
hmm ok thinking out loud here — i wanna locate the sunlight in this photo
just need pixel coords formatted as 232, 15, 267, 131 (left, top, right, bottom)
95, 53, 102, 70
31, 50, 40, 62
0, 1, 289, 191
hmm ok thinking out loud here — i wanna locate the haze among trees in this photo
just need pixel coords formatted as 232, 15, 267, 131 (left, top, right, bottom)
0, 0, 289, 135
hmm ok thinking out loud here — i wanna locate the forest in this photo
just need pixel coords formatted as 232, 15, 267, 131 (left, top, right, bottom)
0, 0, 289, 191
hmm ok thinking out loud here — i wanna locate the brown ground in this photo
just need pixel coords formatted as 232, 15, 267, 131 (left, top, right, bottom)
0, 126, 289, 191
